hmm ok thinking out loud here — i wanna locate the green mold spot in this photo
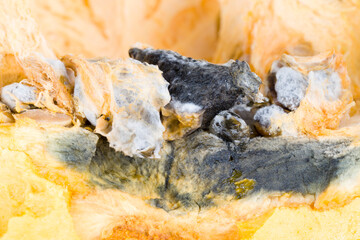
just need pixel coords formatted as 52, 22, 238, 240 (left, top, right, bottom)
225, 169, 256, 199
227, 169, 243, 183
234, 179, 256, 199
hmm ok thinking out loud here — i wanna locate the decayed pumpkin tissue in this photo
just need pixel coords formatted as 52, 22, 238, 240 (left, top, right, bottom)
1, 0, 360, 240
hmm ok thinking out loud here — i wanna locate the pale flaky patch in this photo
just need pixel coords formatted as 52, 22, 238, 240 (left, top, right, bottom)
63, 55, 170, 158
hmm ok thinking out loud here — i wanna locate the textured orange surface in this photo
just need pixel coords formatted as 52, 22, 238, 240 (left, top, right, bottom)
0, 0, 360, 239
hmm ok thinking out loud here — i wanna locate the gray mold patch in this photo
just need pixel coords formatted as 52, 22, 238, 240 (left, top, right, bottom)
308, 69, 342, 101
329, 144, 360, 187
254, 105, 286, 136
89, 137, 168, 199
71, 129, 360, 212
168, 131, 235, 209
254, 105, 285, 128
234, 137, 353, 195
46, 128, 98, 171
275, 67, 308, 110
163, 133, 356, 209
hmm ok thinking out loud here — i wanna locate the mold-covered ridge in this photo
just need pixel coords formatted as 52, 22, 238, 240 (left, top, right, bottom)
86, 129, 360, 212
0, 41, 357, 214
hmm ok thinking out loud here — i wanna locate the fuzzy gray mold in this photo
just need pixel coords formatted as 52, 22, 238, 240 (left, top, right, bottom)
129, 48, 262, 127
80, 130, 360, 212
275, 67, 308, 110
46, 128, 99, 171
253, 105, 286, 136
308, 69, 342, 101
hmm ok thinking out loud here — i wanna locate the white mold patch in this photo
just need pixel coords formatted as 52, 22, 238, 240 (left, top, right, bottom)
1, 82, 37, 111
275, 67, 308, 110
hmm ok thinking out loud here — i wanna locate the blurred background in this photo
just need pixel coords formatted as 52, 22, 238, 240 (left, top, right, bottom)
22, 0, 360, 98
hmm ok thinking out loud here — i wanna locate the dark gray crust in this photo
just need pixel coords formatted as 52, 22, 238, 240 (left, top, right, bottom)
129, 48, 262, 127
46, 128, 98, 171
85, 131, 359, 212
